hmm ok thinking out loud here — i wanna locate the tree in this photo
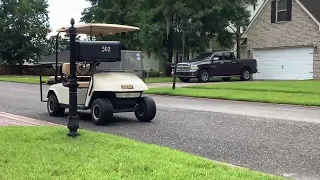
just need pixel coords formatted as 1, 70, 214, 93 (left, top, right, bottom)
81, 0, 141, 50
42, 34, 81, 57
0, 0, 51, 65
160, 0, 254, 59
227, 0, 258, 58
80, 0, 254, 65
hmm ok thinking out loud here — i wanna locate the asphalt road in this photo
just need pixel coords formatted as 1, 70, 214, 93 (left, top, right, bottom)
1, 81, 320, 180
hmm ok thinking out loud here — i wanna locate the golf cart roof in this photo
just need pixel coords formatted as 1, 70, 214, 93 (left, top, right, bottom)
56, 23, 140, 35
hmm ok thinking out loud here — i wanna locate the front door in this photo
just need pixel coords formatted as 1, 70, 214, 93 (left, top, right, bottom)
210, 53, 225, 76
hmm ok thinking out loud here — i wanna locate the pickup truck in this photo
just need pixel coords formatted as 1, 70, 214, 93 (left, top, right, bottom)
172, 51, 258, 82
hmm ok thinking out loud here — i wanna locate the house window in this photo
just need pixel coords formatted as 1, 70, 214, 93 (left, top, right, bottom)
271, 0, 292, 23
277, 0, 287, 22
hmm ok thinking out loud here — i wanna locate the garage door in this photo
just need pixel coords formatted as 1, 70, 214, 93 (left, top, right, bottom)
253, 47, 314, 80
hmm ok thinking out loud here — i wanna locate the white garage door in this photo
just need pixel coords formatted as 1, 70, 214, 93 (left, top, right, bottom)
253, 47, 314, 80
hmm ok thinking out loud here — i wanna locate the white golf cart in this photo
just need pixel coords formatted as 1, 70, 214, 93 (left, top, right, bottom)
38, 23, 156, 125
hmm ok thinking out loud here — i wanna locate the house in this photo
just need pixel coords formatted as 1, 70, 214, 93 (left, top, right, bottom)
240, 0, 320, 80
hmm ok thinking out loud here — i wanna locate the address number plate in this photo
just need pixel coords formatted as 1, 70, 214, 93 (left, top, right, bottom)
121, 85, 134, 89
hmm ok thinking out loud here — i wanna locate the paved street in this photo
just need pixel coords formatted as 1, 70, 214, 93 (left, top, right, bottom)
0, 81, 320, 180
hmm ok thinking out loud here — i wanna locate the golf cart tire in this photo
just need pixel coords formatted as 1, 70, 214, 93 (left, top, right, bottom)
135, 97, 156, 122
179, 77, 190, 83
90, 98, 114, 126
47, 94, 65, 117
198, 69, 209, 82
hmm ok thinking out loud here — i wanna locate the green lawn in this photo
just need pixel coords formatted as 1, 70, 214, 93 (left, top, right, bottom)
0, 75, 178, 84
144, 77, 180, 83
0, 75, 50, 84
0, 126, 286, 180
146, 80, 320, 106
185, 80, 320, 94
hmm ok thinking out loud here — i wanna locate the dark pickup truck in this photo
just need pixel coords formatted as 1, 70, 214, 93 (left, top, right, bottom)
172, 51, 258, 82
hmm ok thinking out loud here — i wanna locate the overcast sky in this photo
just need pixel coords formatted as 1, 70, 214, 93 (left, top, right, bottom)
47, 0, 90, 36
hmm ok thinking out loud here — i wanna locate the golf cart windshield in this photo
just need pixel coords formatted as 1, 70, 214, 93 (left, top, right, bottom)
94, 50, 144, 78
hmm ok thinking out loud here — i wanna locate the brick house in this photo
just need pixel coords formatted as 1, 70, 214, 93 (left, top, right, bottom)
240, 0, 320, 80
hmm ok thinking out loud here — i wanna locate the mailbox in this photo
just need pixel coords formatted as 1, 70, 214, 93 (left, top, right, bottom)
75, 41, 122, 62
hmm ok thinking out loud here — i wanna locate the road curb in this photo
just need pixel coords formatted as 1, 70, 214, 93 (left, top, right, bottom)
0, 112, 62, 127
147, 94, 320, 109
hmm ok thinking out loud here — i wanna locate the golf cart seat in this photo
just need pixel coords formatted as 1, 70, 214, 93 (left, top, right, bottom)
61, 63, 91, 88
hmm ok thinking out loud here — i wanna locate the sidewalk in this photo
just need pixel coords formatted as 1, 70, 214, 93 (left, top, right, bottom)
0, 112, 60, 126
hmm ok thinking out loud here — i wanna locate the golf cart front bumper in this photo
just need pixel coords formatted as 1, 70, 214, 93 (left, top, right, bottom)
171, 70, 199, 78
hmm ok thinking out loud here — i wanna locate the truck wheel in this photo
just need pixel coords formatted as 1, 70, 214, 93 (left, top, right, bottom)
90, 98, 113, 126
222, 77, 231, 81
240, 68, 251, 81
47, 94, 65, 116
198, 69, 209, 82
135, 97, 156, 122
179, 77, 190, 83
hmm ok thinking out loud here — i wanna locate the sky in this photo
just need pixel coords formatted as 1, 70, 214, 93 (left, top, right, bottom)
47, 0, 91, 37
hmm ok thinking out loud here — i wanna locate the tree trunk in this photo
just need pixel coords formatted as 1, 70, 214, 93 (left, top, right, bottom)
236, 26, 241, 59
166, 14, 174, 76
120, 0, 126, 38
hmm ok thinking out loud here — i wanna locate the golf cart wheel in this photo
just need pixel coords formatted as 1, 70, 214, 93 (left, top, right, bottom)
135, 97, 156, 122
198, 69, 209, 82
240, 68, 251, 81
47, 94, 65, 117
179, 77, 190, 83
91, 98, 114, 126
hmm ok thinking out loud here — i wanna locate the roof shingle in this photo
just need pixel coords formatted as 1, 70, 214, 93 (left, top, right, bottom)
299, 0, 320, 23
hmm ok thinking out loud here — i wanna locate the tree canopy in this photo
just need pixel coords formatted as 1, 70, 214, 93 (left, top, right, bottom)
0, 0, 50, 65
0, 0, 256, 65
81, 0, 256, 61
42, 34, 82, 57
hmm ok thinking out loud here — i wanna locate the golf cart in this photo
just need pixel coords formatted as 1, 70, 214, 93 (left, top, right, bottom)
38, 23, 156, 125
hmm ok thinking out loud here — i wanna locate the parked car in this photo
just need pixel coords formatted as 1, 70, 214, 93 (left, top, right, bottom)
172, 51, 258, 82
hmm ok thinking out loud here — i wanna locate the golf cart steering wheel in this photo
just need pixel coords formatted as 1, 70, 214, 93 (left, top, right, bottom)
75, 61, 101, 76
76, 61, 92, 76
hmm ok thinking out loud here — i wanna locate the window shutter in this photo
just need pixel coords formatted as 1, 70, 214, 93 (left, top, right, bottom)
287, 0, 292, 21
271, 0, 277, 23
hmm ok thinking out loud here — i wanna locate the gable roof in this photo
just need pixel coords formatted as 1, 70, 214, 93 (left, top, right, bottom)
242, 0, 320, 38
299, 0, 320, 23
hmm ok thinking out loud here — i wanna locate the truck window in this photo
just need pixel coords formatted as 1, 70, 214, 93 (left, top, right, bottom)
186, 52, 213, 62
222, 52, 233, 60
213, 53, 223, 60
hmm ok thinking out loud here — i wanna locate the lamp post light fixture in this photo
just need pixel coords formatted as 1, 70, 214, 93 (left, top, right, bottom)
67, 18, 80, 137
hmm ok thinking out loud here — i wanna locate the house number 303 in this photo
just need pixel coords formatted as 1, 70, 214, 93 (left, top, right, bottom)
102, 46, 111, 52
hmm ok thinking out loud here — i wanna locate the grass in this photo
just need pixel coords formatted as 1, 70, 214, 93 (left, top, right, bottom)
0, 126, 286, 180
144, 77, 180, 84
0, 75, 50, 84
145, 80, 320, 106
0, 75, 178, 84
185, 80, 320, 94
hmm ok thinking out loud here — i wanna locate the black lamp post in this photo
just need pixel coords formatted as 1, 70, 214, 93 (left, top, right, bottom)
67, 18, 79, 137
